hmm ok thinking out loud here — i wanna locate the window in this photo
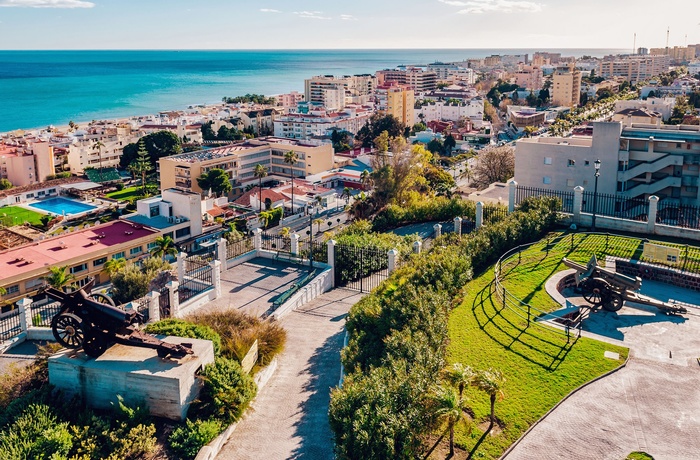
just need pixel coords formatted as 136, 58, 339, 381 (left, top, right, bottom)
147, 242, 158, 250
544, 157, 552, 165
113, 252, 125, 260
567, 179, 575, 187
130, 246, 142, 255
567, 159, 575, 167
26, 193, 34, 198
176, 227, 191, 238
26, 278, 43, 289
93, 257, 107, 267
543, 176, 552, 184
149, 205, 160, 218
70, 263, 87, 274
6, 284, 19, 295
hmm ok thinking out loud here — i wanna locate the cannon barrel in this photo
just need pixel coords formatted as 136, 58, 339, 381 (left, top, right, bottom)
562, 257, 641, 291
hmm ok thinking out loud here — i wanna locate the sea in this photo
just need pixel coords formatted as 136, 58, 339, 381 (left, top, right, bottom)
0, 49, 626, 133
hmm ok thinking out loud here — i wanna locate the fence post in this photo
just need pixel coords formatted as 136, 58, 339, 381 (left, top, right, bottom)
146, 290, 160, 323
253, 228, 262, 251
433, 223, 442, 238
17, 297, 32, 332
217, 238, 227, 267
573, 186, 584, 224
327, 240, 336, 288
291, 233, 300, 256
211, 260, 222, 299
177, 252, 187, 285
167, 281, 180, 318
388, 248, 399, 275
476, 202, 484, 229
647, 195, 659, 234
508, 180, 517, 213
413, 240, 422, 254
453, 217, 462, 236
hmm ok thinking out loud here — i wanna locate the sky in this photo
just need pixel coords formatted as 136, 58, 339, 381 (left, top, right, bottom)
0, 0, 699, 50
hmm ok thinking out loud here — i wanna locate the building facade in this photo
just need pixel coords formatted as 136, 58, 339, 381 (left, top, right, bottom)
599, 55, 670, 84
273, 106, 373, 140
376, 68, 437, 93
375, 83, 415, 127
552, 64, 582, 107
304, 75, 376, 111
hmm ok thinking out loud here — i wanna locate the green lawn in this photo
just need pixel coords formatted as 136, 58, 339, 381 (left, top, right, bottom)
0, 206, 45, 226
447, 233, 631, 459
104, 186, 142, 201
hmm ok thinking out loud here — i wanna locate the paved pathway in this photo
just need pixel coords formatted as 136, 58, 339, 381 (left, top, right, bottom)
217, 288, 363, 460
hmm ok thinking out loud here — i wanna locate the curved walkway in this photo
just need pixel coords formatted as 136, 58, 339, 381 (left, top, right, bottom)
216, 288, 362, 460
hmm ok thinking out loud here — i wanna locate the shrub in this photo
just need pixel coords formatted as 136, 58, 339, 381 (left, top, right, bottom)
0, 404, 73, 460
199, 357, 257, 424
145, 319, 221, 355
115, 182, 125, 191
372, 196, 476, 232
111, 257, 172, 304
169, 419, 222, 459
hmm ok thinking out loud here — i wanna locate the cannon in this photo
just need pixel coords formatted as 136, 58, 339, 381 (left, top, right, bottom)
45, 279, 194, 359
561, 256, 687, 315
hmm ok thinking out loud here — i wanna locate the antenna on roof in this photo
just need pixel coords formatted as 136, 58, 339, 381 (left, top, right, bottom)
666, 26, 670, 52
633, 33, 636, 54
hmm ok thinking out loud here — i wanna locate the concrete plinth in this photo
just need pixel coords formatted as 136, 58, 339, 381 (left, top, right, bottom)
48, 336, 215, 421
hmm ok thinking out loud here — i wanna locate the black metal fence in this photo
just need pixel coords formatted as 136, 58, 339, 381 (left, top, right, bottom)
516, 186, 574, 213
334, 244, 390, 293
482, 205, 509, 225
31, 300, 62, 327
461, 219, 476, 235
226, 236, 255, 260
132, 296, 151, 323
299, 239, 328, 264
179, 255, 214, 304
656, 201, 700, 229
261, 233, 292, 254
0, 309, 22, 342
188, 245, 217, 262
159, 285, 171, 319
582, 191, 649, 221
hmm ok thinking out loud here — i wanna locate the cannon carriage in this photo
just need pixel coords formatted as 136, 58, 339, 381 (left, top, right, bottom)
45, 279, 193, 359
561, 256, 687, 315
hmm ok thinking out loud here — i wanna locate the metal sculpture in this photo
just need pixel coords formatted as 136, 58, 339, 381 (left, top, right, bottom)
562, 255, 687, 314
46, 280, 193, 359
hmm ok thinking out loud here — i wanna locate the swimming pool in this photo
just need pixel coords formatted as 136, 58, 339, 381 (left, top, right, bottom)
28, 197, 98, 216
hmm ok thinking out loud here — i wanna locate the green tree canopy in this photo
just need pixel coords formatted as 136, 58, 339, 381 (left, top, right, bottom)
0, 178, 12, 190
197, 168, 232, 197
120, 131, 182, 169
355, 114, 404, 148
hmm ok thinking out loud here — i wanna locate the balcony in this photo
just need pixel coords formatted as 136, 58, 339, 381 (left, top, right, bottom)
617, 154, 683, 182
620, 175, 682, 199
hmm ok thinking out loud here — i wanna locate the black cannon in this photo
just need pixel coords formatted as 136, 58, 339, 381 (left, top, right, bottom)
46, 279, 193, 359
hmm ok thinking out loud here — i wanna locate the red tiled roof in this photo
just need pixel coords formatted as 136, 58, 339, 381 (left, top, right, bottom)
233, 187, 287, 207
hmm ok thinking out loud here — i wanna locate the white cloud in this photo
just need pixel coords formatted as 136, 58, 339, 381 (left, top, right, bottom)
0, 0, 94, 7
294, 10, 331, 20
259, 8, 281, 13
340, 14, 357, 21
438, 0, 543, 14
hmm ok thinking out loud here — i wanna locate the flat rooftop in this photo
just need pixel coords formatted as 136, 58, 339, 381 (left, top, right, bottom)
0, 220, 159, 280
163, 138, 322, 164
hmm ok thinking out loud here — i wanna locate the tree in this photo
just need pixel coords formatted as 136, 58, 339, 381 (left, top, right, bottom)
259, 210, 274, 229
42, 266, 75, 291
374, 131, 390, 153
253, 164, 268, 213
355, 113, 404, 148
443, 363, 474, 398
444, 134, 456, 155
120, 131, 182, 169
342, 186, 352, 205
201, 121, 217, 140
197, 168, 232, 197
92, 140, 105, 182
472, 146, 515, 189
475, 368, 506, 429
314, 218, 324, 233
0, 178, 12, 190
283, 150, 299, 214
669, 96, 693, 125
149, 235, 178, 259
432, 385, 470, 457
279, 226, 291, 238
360, 169, 371, 190
104, 257, 126, 276
129, 141, 153, 195
426, 138, 444, 155
526, 91, 538, 107
523, 125, 538, 138
111, 258, 171, 304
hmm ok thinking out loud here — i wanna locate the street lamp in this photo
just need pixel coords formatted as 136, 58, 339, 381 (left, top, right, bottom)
591, 159, 601, 232
307, 204, 314, 272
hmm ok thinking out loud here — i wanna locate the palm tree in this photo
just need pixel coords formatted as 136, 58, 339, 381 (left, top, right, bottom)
283, 150, 299, 215
104, 257, 126, 276
342, 186, 352, 205
523, 125, 538, 138
42, 266, 75, 291
149, 235, 178, 259
360, 169, 370, 190
92, 140, 105, 182
259, 210, 274, 229
313, 218, 324, 233
443, 363, 475, 399
475, 369, 506, 429
433, 385, 470, 457
279, 226, 291, 238
253, 164, 268, 213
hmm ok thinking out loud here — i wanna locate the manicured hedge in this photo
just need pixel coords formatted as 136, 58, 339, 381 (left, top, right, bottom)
372, 196, 477, 232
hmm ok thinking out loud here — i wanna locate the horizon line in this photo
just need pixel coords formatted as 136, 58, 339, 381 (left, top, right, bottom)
0, 47, 632, 52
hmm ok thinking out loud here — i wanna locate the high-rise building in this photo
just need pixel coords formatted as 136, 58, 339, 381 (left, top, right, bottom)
376, 68, 437, 93
552, 64, 582, 107
599, 54, 670, 84
375, 83, 415, 126
304, 75, 376, 111
514, 65, 543, 90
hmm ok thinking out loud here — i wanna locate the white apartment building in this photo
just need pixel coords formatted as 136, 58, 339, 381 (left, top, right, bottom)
274, 91, 305, 109
415, 99, 484, 124
615, 98, 676, 121
0, 140, 55, 186
599, 54, 670, 84
376, 68, 438, 93
66, 133, 140, 174
427, 62, 460, 80
273, 106, 373, 140
304, 75, 376, 111
515, 121, 700, 205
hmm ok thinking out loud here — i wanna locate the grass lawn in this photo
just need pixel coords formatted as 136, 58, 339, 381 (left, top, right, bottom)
104, 186, 142, 201
0, 206, 45, 226
446, 232, 632, 459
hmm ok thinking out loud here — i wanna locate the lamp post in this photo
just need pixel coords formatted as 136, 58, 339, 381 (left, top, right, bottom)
307, 204, 314, 272
591, 159, 601, 232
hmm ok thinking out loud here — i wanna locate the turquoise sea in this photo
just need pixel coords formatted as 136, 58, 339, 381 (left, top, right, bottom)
0, 49, 625, 133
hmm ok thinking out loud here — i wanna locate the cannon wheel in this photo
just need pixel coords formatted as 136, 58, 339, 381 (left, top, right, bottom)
581, 278, 611, 307
51, 313, 85, 348
602, 292, 624, 312
83, 331, 108, 358
88, 292, 115, 307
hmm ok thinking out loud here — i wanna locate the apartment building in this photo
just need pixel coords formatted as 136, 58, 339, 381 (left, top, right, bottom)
514, 65, 543, 90
375, 83, 415, 126
304, 75, 376, 111
552, 64, 582, 107
139, 123, 203, 143
615, 98, 676, 121
376, 68, 437, 93
159, 138, 334, 198
650, 46, 697, 62
66, 133, 140, 174
426, 62, 459, 80
0, 220, 160, 305
273, 106, 373, 140
599, 54, 670, 84
274, 91, 305, 109
532, 52, 562, 66
0, 140, 55, 187
515, 121, 700, 205
415, 98, 484, 124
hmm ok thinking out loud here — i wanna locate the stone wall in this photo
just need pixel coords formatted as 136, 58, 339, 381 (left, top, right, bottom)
613, 259, 700, 292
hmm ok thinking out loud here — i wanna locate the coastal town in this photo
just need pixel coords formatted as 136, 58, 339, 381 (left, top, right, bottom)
2, 40, 700, 460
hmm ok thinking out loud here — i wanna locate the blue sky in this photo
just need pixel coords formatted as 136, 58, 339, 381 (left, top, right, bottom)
0, 0, 698, 50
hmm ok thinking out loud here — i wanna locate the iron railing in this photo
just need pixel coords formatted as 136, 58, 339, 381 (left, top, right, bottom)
226, 236, 255, 260
179, 255, 213, 304
656, 202, 700, 229
299, 240, 329, 264
159, 285, 171, 319
482, 205, 509, 225
30, 300, 62, 327
0, 309, 22, 342
515, 186, 574, 213
582, 191, 649, 222
261, 233, 292, 254
334, 244, 390, 293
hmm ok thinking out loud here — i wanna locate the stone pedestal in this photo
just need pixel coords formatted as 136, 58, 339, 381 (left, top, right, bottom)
48, 336, 215, 421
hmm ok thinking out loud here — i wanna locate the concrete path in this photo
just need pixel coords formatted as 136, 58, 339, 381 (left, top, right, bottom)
217, 288, 363, 460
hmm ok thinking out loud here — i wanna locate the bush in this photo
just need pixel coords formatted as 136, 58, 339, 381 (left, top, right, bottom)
145, 319, 221, 355
111, 257, 171, 304
115, 182, 125, 191
0, 404, 73, 460
199, 357, 257, 424
372, 197, 476, 232
169, 419, 222, 459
